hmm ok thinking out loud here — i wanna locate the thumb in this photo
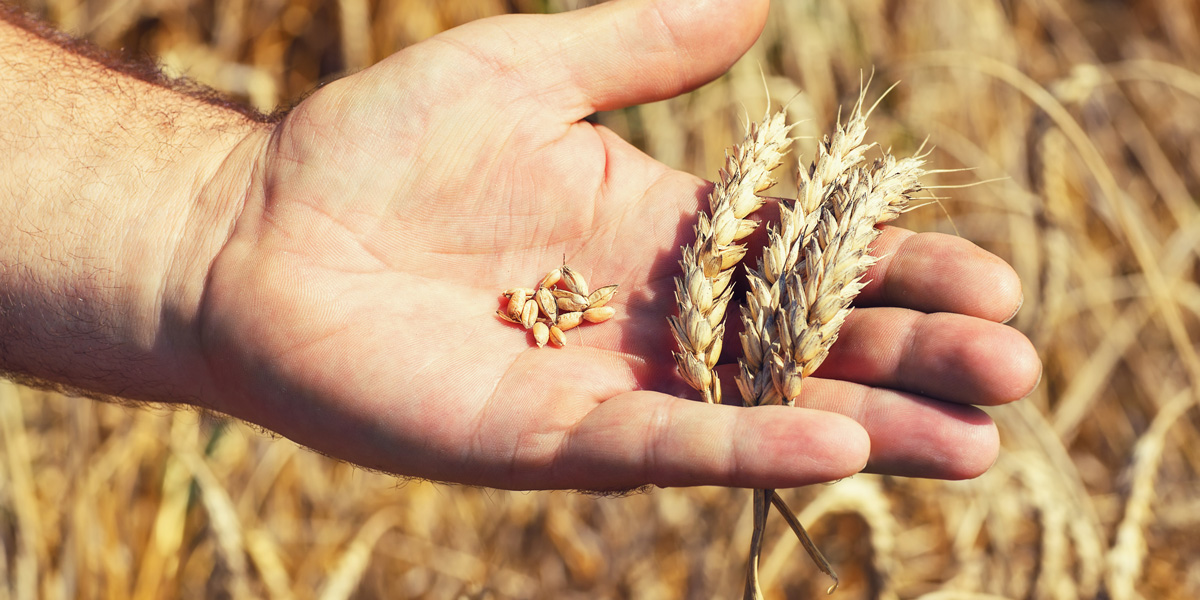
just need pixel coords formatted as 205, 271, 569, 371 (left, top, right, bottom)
543, 391, 870, 490
440, 0, 771, 119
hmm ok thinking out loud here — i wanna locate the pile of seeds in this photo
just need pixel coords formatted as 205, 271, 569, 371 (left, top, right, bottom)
495, 265, 618, 347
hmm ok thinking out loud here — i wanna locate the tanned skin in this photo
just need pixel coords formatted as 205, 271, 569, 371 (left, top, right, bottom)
0, 0, 1040, 491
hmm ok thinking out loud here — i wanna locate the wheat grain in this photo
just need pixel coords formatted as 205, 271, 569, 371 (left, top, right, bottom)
560, 265, 589, 297
670, 110, 793, 405
532, 322, 549, 348
496, 266, 619, 347
520, 299, 538, 330
539, 267, 562, 289
557, 312, 584, 331
548, 325, 567, 347
506, 288, 529, 321
583, 306, 615, 324
534, 288, 557, 323
555, 294, 590, 313
587, 285, 619, 308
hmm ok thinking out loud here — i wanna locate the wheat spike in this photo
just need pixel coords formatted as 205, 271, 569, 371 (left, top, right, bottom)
737, 97, 924, 410
768, 153, 924, 403
736, 98, 873, 410
670, 110, 793, 404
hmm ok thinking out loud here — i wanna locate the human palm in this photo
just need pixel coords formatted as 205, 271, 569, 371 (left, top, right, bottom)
198, 2, 1040, 491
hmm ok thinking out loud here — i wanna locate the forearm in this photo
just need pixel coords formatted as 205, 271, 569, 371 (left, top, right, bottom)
0, 7, 268, 403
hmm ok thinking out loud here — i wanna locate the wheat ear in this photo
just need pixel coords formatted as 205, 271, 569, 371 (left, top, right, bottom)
769, 152, 925, 403
670, 111, 792, 404
736, 99, 873, 409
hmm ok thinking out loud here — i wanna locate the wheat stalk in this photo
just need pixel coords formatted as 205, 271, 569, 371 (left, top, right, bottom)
1107, 392, 1194, 600
733, 95, 925, 600
733, 98, 872, 600
669, 111, 792, 405
668, 93, 925, 598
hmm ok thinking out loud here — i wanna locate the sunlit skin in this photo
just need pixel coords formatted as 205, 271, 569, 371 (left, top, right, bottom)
0, 0, 1041, 492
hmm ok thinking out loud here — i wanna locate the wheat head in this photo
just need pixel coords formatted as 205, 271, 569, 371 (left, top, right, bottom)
738, 100, 923, 409
669, 111, 792, 404
736, 99, 873, 408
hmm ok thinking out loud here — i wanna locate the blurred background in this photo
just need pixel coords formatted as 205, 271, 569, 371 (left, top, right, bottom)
3, 0, 1200, 598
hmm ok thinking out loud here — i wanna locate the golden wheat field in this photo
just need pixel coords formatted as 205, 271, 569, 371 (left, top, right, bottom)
3, 0, 1200, 598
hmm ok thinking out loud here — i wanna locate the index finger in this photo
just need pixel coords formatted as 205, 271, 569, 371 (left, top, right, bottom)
855, 227, 1023, 322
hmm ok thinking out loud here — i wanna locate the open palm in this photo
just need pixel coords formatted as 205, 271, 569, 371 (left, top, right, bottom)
197, 0, 1040, 491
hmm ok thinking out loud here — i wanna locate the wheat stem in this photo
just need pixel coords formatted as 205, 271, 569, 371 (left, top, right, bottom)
743, 488, 771, 600
769, 491, 839, 594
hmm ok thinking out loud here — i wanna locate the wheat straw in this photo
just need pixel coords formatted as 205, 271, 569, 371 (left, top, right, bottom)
917, 52, 1200, 404
1014, 454, 1077, 600
1107, 391, 1193, 600
130, 414, 194, 600
0, 381, 38, 600
318, 507, 404, 600
245, 529, 296, 600
172, 441, 254, 600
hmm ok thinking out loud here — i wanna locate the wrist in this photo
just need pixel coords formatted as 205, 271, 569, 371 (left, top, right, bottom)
153, 123, 275, 406
0, 12, 275, 404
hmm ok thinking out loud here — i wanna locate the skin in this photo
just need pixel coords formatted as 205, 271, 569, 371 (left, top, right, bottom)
0, 0, 1041, 492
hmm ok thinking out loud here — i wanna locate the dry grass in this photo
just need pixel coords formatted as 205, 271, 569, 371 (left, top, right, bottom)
5, 0, 1200, 598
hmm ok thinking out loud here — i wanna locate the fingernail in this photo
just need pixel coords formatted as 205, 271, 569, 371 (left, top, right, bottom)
1021, 360, 1043, 400
1003, 292, 1024, 324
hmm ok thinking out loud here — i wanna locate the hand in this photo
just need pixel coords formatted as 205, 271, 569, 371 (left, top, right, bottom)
195, 0, 1041, 491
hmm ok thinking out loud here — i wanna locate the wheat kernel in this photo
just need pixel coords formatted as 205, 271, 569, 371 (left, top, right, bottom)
548, 325, 566, 347
507, 288, 528, 320
520, 299, 538, 329
557, 311, 584, 331
539, 268, 562, 289
535, 288, 557, 323
532, 322, 549, 347
586, 285, 619, 308
556, 294, 589, 313
561, 265, 590, 296
583, 306, 615, 323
